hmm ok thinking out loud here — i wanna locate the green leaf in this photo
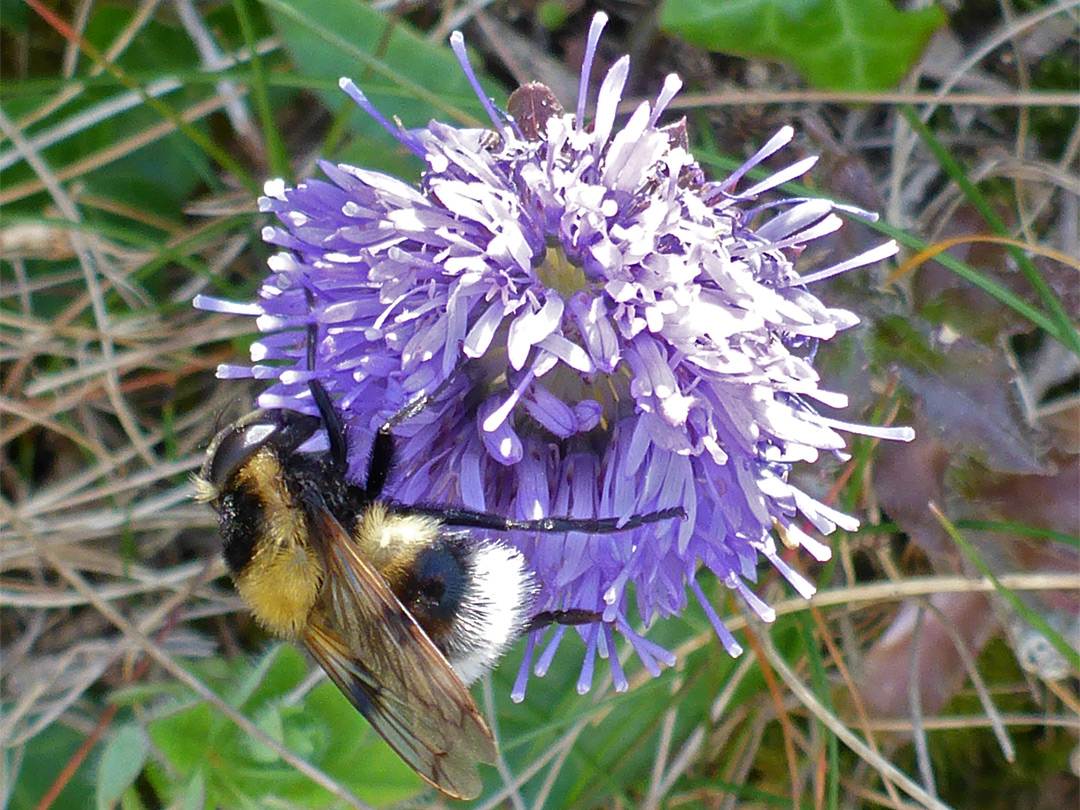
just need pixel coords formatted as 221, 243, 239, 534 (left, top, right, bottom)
224, 644, 285, 709
0, 0, 29, 32
660, 0, 945, 90
955, 519, 1080, 550
96, 724, 151, 810
178, 770, 207, 810
148, 702, 214, 776
146, 647, 423, 808
6, 721, 97, 810
247, 703, 287, 764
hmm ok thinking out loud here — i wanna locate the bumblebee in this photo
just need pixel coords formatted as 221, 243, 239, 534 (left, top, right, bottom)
194, 327, 685, 799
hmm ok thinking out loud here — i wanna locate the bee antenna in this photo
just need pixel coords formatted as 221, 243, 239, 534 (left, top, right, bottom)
309, 377, 349, 472
304, 297, 349, 472
210, 397, 242, 439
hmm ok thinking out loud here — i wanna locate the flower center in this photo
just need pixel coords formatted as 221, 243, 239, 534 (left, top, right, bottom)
454, 244, 638, 445
547, 361, 633, 428
536, 244, 591, 298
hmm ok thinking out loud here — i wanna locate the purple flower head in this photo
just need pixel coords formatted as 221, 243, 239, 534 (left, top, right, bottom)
195, 13, 913, 699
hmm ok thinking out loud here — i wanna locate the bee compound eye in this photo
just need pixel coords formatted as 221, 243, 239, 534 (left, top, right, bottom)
203, 410, 322, 489
203, 420, 274, 490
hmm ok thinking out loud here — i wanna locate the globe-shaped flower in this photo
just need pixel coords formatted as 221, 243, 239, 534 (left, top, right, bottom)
196, 13, 912, 698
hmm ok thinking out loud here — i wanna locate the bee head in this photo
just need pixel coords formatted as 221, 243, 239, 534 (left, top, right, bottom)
193, 409, 323, 504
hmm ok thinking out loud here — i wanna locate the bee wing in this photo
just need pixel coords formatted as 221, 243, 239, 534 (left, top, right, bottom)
302, 509, 496, 800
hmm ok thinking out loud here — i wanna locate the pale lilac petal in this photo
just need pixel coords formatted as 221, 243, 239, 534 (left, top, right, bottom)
448, 32, 504, 132
524, 384, 577, 438
478, 398, 523, 465
798, 240, 901, 285
715, 126, 794, 193
536, 333, 594, 373
592, 56, 629, 151
511, 633, 537, 703
516, 448, 550, 520
338, 78, 425, 156
738, 155, 819, 199
649, 73, 683, 127
568, 292, 620, 372
753, 199, 835, 242
507, 295, 563, 370
534, 625, 567, 677
617, 618, 677, 671
778, 520, 833, 562
463, 298, 507, 358
482, 367, 536, 433
760, 542, 816, 599
810, 411, 916, 442
576, 623, 600, 695
603, 624, 628, 692
192, 295, 263, 315
576, 13, 608, 127
574, 399, 602, 432
689, 579, 743, 657
727, 575, 777, 622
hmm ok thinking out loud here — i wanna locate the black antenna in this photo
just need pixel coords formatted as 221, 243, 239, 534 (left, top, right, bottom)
304, 296, 348, 473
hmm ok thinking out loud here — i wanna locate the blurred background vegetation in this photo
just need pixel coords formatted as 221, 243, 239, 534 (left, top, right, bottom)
1, 1, 1077, 809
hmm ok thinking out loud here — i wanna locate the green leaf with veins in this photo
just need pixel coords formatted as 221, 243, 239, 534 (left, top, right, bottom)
660, 0, 945, 90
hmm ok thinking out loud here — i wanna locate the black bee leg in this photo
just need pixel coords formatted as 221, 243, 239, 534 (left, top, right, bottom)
525, 608, 603, 633
404, 504, 687, 535
380, 371, 464, 433
366, 370, 464, 500
364, 427, 395, 501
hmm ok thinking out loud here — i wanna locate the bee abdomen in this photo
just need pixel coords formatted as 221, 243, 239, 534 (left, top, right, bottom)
398, 541, 470, 640
398, 536, 537, 686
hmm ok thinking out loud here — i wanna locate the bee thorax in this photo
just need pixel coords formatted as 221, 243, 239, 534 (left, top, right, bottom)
355, 503, 440, 565
235, 542, 323, 639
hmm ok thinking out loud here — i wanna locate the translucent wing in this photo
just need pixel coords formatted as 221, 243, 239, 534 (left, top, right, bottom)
302, 509, 496, 800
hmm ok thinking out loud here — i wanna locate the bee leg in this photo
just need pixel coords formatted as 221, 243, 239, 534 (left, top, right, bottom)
379, 371, 464, 433
402, 504, 687, 535
366, 370, 464, 499
525, 608, 603, 633
363, 428, 395, 503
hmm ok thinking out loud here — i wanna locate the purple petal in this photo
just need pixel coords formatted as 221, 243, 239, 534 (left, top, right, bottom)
576, 623, 601, 695
477, 398, 523, 465
574, 399, 603, 432
507, 295, 564, 370
523, 383, 577, 438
